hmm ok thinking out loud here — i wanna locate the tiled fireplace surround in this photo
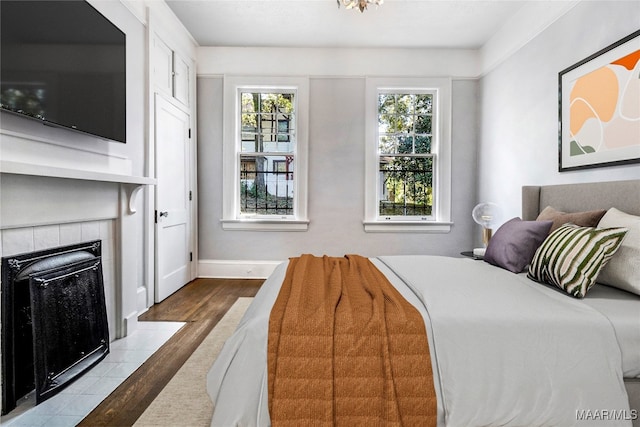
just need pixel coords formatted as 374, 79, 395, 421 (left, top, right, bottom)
1, 219, 118, 336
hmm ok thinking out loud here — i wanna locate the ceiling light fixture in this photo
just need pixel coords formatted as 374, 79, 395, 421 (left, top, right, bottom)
337, 0, 383, 13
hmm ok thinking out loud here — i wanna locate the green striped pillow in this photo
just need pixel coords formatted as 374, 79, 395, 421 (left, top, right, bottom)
527, 223, 628, 298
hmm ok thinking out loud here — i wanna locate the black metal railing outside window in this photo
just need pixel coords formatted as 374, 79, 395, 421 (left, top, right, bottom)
379, 156, 433, 216
240, 156, 294, 215
239, 91, 296, 217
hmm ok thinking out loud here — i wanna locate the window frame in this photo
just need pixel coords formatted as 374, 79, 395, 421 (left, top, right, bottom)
364, 77, 452, 233
222, 76, 309, 231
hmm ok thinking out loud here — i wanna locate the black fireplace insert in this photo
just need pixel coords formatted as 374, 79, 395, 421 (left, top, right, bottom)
1, 240, 109, 415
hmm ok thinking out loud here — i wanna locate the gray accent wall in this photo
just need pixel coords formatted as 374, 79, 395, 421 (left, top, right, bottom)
197, 77, 479, 261
478, 1, 640, 226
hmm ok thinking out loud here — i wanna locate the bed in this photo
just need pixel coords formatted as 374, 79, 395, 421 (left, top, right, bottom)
207, 180, 640, 426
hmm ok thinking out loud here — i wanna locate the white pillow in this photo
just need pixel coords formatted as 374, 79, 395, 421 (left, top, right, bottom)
597, 208, 640, 296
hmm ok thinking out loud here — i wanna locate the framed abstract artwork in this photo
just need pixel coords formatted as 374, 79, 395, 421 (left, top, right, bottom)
559, 30, 640, 171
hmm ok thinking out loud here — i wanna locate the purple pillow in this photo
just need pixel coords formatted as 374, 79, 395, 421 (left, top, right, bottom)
484, 217, 553, 273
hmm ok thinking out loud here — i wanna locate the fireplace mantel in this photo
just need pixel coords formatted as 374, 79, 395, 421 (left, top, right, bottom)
0, 160, 156, 186
1, 160, 156, 216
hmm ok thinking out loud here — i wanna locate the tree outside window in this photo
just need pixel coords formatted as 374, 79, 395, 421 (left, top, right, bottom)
377, 92, 434, 218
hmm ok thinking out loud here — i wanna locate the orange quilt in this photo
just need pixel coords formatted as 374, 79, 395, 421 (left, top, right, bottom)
268, 254, 437, 426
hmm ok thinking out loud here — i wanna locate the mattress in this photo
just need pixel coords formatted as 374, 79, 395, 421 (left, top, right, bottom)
580, 284, 640, 378
517, 275, 640, 378
378, 255, 632, 426
208, 255, 635, 426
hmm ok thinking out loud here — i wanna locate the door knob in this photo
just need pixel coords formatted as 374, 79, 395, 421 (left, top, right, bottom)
159, 211, 169, 218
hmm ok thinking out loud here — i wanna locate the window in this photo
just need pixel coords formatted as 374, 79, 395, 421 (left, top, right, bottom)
222, 76, 309, 231
364, 78, 452, 232
378, 92, 434, 217
239, 92, 294, 216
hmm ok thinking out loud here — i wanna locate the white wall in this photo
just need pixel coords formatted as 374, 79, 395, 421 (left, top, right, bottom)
478, 1, 640, 226
197, 70, 479, 263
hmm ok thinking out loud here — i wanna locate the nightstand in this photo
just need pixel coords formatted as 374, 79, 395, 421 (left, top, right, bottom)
460, 251, 484, 260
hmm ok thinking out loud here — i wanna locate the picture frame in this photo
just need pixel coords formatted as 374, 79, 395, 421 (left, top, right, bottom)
558, 30, 640, 172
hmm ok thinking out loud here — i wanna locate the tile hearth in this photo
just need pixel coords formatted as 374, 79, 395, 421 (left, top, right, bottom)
0, 321, 184, 427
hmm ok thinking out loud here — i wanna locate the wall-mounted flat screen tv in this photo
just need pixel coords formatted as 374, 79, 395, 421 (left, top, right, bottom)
1, 0, 126, 143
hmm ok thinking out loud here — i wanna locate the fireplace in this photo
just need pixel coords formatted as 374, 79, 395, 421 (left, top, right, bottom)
1, 240, 110, 415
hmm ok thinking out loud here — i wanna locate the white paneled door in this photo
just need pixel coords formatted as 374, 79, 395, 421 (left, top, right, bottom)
155, 94, 193, 302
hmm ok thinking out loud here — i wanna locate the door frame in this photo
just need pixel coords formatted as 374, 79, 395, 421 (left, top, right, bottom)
150, 92, 198, 307
146, 20, 198, 312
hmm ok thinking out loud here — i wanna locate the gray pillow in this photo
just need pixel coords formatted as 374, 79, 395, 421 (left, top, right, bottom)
484, 217, 553, 273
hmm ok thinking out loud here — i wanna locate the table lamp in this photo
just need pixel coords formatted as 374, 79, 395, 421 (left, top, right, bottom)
472, 202, 499, 255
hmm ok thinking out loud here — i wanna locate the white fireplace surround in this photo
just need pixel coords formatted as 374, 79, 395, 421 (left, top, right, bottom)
0, 128, 156, 340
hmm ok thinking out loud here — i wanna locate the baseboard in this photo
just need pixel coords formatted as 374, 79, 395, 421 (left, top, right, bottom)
136, 285, 147, 314
123, 311, 139, 338
198, 259, 282, 279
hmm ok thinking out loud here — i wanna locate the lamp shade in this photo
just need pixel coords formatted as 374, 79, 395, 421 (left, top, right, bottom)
472, 202, 499, 229
472, 202, 500, 247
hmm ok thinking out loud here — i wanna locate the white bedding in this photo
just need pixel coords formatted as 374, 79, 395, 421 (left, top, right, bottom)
580, 285, 640, 378
207, 256, 634, 426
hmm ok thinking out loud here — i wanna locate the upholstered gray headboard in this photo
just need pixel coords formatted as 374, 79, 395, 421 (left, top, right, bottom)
522, 180, 640, 220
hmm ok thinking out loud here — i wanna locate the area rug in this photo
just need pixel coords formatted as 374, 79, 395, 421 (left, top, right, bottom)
133, 297, 253, 427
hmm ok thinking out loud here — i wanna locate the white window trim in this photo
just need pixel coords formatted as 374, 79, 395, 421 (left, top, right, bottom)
364, 77, 452, 233
221, 75, 309, 231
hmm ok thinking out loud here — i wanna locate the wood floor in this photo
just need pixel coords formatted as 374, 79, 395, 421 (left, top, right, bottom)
78, 278, 263, 427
